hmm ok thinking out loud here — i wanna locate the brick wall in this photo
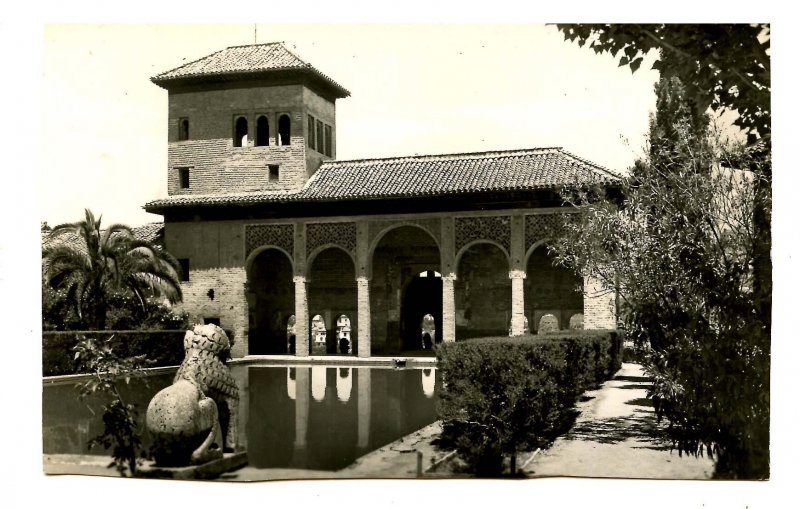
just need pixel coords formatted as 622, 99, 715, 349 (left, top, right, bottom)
174, 267, 248, 358
582, 275, 617, 329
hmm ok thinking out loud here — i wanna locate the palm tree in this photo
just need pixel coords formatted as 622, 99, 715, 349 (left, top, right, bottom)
43, 209, 183, 330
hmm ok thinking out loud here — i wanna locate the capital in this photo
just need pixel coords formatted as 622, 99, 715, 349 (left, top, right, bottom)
441, 273, 457, 282
292, 275, 307, 284
356, 276, 371, 285
508, 270, 526, 280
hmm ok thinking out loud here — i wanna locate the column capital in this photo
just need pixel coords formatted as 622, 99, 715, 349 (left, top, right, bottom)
508, 270, 526, 280
355, 276, 371, 284
293, 275, 307, 284
441, 273, 457, 282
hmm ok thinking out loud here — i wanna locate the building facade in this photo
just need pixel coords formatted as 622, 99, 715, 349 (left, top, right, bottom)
145, 43, 618, 358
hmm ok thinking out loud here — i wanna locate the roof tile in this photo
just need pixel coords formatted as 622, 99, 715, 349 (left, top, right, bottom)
145, 147, 620, 211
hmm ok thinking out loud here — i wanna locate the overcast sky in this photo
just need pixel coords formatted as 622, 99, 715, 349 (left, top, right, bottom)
40, 23, 661, 227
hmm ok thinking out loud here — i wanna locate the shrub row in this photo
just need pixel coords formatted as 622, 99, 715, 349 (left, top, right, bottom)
43, 330, 187, 377
435, 329, 621, 476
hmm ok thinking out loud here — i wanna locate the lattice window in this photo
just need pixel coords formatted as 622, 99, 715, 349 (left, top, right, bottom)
306, 222, 356, 256
454, 216, 511, 254
524, 214, 565, 251
245, 223, 294, 259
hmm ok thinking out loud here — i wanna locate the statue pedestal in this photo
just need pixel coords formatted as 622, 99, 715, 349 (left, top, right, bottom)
135, 451, 248, 480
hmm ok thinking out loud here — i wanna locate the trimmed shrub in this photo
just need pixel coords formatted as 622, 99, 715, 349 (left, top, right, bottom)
43, 330, 186, 376
436, 329, 621, 476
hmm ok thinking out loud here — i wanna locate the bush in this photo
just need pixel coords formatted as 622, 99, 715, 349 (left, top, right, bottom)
436, 329, 620, 476
43, 330, 186, 376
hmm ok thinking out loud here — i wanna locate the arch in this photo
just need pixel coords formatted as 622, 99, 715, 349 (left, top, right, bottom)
306, 243, 356, 271
525, 243, 583, 333
455, 241, 511, 340
245, 245, 294, 274
178, 118, 189, 141
523, 237, 555, 268
247, 247, 295, 355
307, 247, 357, 355
336, 315, 352, 355
278, 114, 291, 146
368, 222, 441, 278
370, 225, 442, 354
454, 239, 511, 271
256, 115, 270, 147
234, 116, 248, 147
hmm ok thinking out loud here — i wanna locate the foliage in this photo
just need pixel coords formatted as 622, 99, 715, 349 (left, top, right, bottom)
436, 331, 621, 477
550, 77, 770, 478
556, 24, 770, 141
73, 335, 154, 476
42, 209, 183, 330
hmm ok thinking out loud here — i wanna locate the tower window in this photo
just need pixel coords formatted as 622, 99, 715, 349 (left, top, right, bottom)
256, 115, 269, 147
316, 119, 324, 153
234, 116, 248, 147
178, 258, 190, 282
268, 164, 279, 182
278, 114, 291, 146
179, 168, 190, 189
324, 125, 332, 157
307, 115, 316, 149
178, 118, 189, 141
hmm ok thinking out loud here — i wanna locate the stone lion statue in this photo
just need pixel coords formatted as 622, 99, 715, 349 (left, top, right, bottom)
146, 324, 240, 466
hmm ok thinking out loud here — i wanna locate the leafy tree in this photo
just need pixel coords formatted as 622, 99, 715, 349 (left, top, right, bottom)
42, 209, 183, 330
551, 75, 769, 478
73, 335, 153, 476
556, 24, 770, 141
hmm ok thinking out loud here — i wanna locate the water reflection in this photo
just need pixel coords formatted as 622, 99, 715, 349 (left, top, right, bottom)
337, 368, 352, 403
421, 368, 436, 398
42, 366, 440, 472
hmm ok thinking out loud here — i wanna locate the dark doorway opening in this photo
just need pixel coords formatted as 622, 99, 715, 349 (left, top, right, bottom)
400, 271, 442, 352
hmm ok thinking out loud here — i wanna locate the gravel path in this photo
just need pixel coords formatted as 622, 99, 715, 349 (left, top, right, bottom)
521, 362, 714, 479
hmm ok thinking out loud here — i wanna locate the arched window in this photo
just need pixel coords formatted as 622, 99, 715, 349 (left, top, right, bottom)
178, 118, 189, 141
278, 114, 291, 146
256, 115, 269, 147
336, 315, 352, 355
311, 314, 326, 354
234, 116, 248, 147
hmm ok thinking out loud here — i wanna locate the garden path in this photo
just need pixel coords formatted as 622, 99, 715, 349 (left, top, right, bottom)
520, 362, 714, 479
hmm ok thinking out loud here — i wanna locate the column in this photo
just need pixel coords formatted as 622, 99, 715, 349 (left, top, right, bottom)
356, 276, 371, 357
442, 273, 457, 343
509, 270, 526, 336
294, 275, 310, 356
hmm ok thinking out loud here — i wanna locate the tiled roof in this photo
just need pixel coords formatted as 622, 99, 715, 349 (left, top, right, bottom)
151, 42, 350, 98
144, 148, 620, 211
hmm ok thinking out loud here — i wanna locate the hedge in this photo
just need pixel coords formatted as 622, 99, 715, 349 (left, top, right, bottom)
435, 329, 621, 476
42, 330, 187, 377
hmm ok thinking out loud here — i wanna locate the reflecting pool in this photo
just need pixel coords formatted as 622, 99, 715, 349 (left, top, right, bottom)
42, 365, 441, 471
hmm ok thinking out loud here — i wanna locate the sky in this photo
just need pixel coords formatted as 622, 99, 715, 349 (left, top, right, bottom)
39, 23, 661, 227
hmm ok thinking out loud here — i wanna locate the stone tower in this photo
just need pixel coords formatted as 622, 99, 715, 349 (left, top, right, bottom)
151, 42, 350, 197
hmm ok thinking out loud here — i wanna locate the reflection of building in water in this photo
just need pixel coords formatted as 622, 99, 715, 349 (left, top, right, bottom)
290, 367, 310, 468
311, 365, 327, 402
336, 367, 352, 402
311, 314, 327, 354
287, 367, 296, 400
336, 315, 352, 354
357, 368, 371, 451
421, 368, 436, 398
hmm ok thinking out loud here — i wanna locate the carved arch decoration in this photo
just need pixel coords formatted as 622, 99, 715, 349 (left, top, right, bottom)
245, 223, 295, 259
306, 222, 357, 258
367, 217, 442, 248
524, 213, 566, 253
454, 215, 511, 254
